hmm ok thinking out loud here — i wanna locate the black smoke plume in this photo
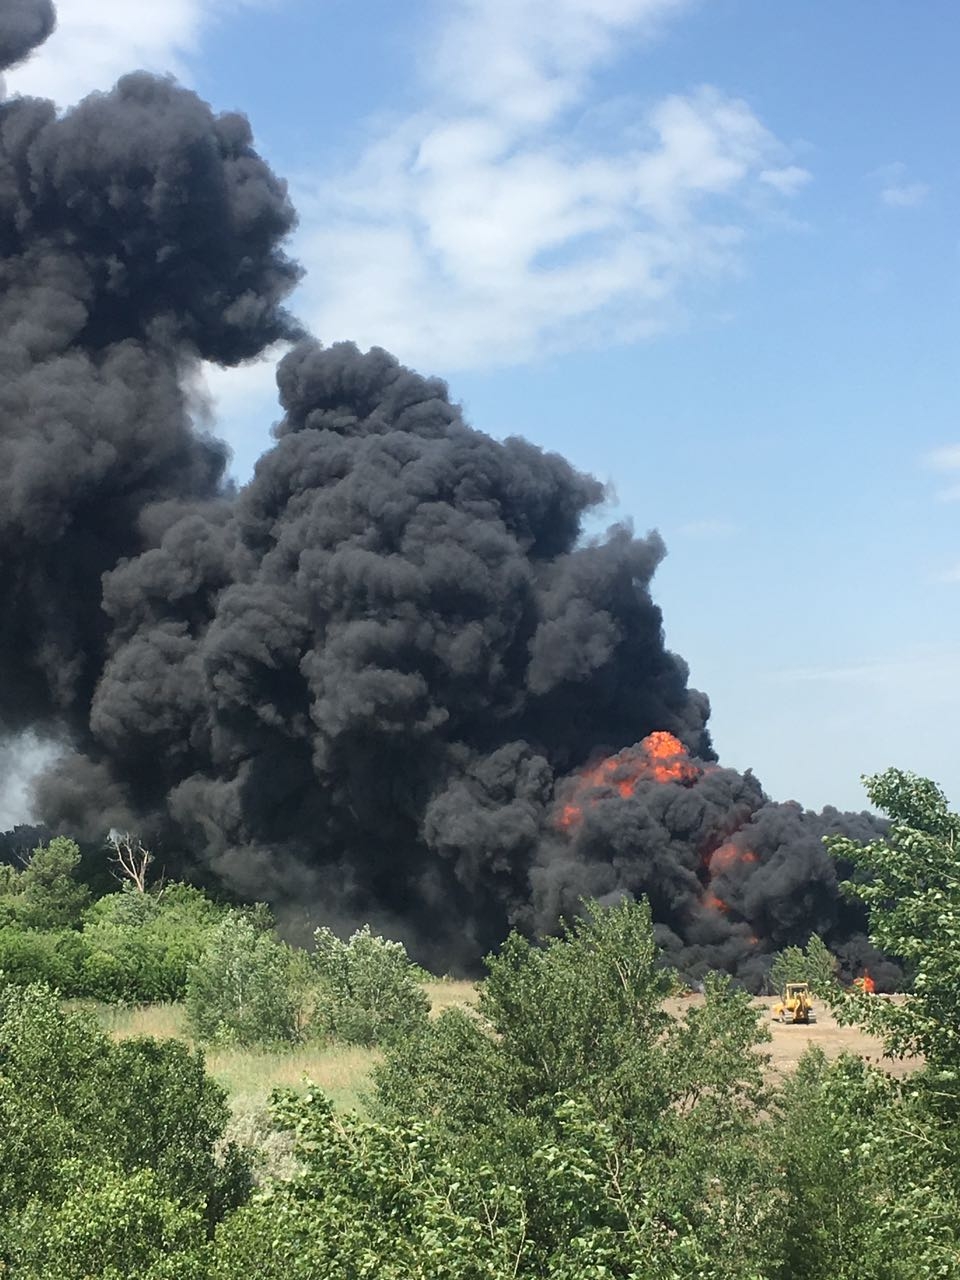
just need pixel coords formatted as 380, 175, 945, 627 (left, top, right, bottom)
1, 3, 886, 983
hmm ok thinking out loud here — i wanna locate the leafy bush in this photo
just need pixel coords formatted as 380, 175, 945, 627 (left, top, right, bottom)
0, 980, 249, 1271
7, 1165, 209, 1280
83, 882, 231, 1002
185, 913, 304, 1046
0, 926, 90, 995
311, 924, 429, 1046
223, 900, 779, 1277
769, 932, 837, 996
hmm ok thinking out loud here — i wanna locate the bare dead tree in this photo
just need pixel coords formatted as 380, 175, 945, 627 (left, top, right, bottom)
105, 831, 155, 893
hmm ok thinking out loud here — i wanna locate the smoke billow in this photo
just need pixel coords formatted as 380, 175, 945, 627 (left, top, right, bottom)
0, 0, 54, 73
1, 3, 885, 982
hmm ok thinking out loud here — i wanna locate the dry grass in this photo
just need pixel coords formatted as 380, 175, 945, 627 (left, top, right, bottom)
424, 978, 478, 1016
79, 982, 916, 1131
79, 981, 479, 1120
207, 1042, 380, 1114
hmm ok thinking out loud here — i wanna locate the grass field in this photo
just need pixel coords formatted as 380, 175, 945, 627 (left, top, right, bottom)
84, 979, 479, 1117
82, 982, 915, 1129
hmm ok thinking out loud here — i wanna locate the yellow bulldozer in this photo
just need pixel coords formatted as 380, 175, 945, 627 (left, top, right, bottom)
772, 981, 813, 1024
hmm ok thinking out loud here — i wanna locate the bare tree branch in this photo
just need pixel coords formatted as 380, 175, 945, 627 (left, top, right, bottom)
105, 831, 154, 893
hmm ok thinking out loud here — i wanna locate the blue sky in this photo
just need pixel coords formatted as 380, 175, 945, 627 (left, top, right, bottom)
7, 0, 959, 813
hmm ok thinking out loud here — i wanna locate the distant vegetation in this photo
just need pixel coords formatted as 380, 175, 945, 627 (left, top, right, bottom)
1, 767, 960, 1276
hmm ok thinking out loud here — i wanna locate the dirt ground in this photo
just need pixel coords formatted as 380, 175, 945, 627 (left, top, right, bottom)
665, 993, 918, 1080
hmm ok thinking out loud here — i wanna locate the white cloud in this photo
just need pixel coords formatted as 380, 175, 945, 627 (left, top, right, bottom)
427, 0, 690, 126
192, 351, 288, 479
924, 444, 960, 472
882, 181, 929, 208
296, 2, 809, 371
921, 444, 960, 502
758, 165, 811, 196
873, 162, 929, 210
0, 733, 62, 829
3, 0, 273, 107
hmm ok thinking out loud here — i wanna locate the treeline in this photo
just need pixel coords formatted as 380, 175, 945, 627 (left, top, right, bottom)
2, 767, 960, 1277
0, 837, 431, 1050
0, 836, 244, 1003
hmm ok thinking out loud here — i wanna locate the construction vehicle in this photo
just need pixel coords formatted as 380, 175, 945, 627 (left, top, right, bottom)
772, 981, 814, 1024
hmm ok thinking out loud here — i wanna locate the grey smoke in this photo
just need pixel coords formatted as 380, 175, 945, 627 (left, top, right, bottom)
0, 0, 55, 73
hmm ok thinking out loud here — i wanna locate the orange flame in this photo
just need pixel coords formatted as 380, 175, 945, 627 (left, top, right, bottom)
855, 973, 876, 995
708, 842, 758, 875
705, 893, 729, 914
554, 732, 699, 831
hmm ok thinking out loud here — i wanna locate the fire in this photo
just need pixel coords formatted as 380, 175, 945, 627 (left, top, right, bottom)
553, 734, 766, 935
643, 731, 700, 784
854, 973, 876, 995
554, 731, 699, 830
707, 842, 758, 875
704, 893, 729, 914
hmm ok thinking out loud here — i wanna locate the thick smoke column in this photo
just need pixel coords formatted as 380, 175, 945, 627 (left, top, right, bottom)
0, 1, 299, 740
1, 3, 884, 981
43, 337, 715, 964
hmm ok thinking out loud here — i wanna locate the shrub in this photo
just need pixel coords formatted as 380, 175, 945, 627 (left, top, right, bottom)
83, 882, 230, 1002
0, 926, 90, 995
0, 980, 248, 1267
311, 924, 429, 1047
7, 1165, 209, 1280
185, 913, 303, 1046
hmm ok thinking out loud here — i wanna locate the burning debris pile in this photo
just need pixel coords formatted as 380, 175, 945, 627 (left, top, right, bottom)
0, 1, 887, 984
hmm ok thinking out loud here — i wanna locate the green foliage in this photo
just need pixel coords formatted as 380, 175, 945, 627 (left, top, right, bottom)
0, 981, 249, 1274
211, 1092, 523, 1280
6, 1165, 209, 1280
229, 899, 779, 1278
769, 932, 836, 996
1, 838, 91, 931
312, 924, 430, 1047
0, 925, 90, 994
765, 1047, 960, 1280
826, 768, 960, 1068
82, 882, 230, 1002
185, 913, 303, 1046
0, 875, 233, 1002
804, 766, 960, 1278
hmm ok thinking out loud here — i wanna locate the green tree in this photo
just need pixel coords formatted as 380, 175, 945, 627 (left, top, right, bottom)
312, 924, 429, 1047
769, 932, 836, 996
236, 899, 779, 1278
0, 981, 249, 1271
185, 913, 303, 1046
82, 881, 231, 1002
16, 838, 90, 930
780, 767, 960, 1279
7, 1165, 209, 1280
825, 768, 960, 1068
